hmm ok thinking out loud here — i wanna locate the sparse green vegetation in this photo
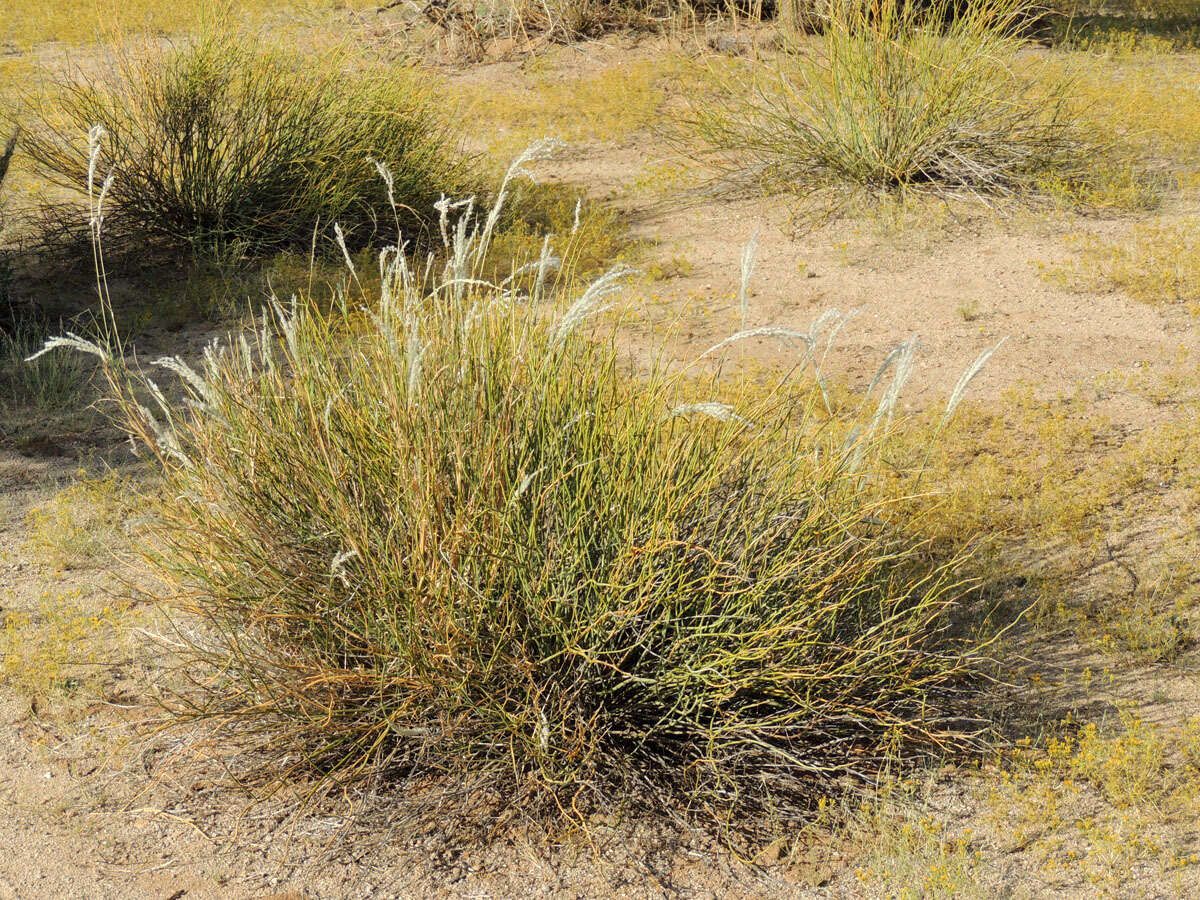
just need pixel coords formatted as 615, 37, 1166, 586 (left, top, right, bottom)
0, 587, 133, 696
24, 469, 139, 570
0, 0, 378, 49
1058, 51, 1200, 166
1044, 221, 1200, 314
843, 782, 992, 899
1046, 0, 1200, 54
840, 711, 1200, 896
463, 57, 677, 151
899, 370, 1200, 660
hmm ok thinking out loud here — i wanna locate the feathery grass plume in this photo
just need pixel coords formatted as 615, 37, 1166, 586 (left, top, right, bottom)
668, 401, 751, 425
700, 325, 815, 359
872, 336, 920, 431
842, 336, 920, 473
551, 262, 638, 345
738, 230, 759, 330
811, 307, 858, 369
21, 30, 475, 261
905, 334, 1010, 490
50, 160, 997, 836
676, 0, 1091, 207
944, 338, 1008, 426
802, 307, 859, 410
474, 138, 564, 268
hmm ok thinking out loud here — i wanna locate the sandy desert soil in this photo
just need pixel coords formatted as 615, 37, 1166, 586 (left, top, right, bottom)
2, 11, 1199, 899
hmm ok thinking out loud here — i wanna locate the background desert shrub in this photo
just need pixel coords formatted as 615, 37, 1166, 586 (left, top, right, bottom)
62, 185, 995, 834
676, 0, 1090, 205
435, 0, 747, 45
501, 0, 724, 40
775, 0, 859, 32
21, 33, 475, 261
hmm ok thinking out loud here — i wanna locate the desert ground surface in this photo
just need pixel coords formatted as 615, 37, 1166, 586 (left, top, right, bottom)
2, 2, 1199, 897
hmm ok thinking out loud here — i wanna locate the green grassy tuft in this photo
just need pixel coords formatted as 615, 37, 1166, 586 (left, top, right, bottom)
59, 185, 998, 833
0, 318, 94, 413
676, 0, 1091, 206
20, 31, 476, 261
